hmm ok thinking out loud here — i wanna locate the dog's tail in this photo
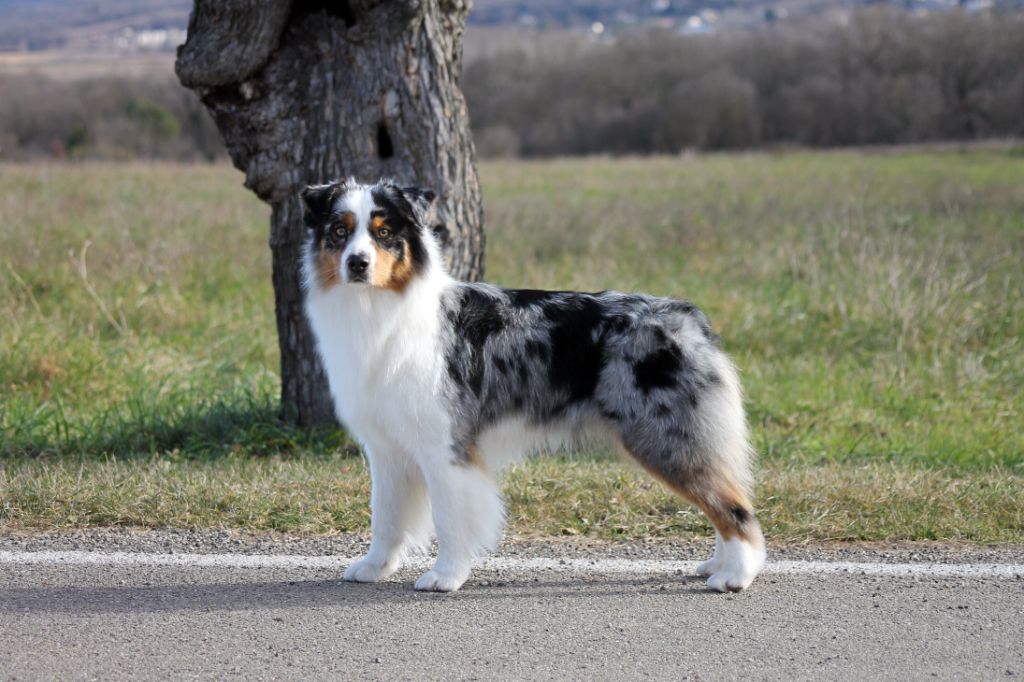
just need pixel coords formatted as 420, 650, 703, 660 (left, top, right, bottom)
697, 348, 756, 499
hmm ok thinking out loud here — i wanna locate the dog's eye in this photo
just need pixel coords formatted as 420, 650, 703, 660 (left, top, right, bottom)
377, 228, 391, 239
333, 225, 348, 239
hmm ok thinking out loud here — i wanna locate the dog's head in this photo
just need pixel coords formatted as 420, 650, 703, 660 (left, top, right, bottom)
300, 179, 438, 293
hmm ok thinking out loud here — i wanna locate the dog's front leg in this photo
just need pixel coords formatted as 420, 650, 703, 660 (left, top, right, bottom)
414, 460, 504, 592
344, 447, 430, 583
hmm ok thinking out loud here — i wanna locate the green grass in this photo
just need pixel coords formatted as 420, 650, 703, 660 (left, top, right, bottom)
1, 151, 1022, 542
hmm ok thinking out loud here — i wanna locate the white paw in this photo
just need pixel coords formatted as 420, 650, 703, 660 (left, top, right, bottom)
343, 555, 397, 583
697, 531, 725, 577
414, 569, 468, 593
696, 556, 724, 578
705, 537, 766, 592
706, 569, 755, 593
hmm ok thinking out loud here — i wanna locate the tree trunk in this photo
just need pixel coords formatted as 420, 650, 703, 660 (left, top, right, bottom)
176, 0, 484, 427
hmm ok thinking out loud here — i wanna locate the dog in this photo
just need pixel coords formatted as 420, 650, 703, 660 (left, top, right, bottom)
299, 178, 766, 593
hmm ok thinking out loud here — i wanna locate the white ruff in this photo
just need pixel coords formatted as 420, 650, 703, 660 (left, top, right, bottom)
305, 255, 504, 592
304, 269, 452, 453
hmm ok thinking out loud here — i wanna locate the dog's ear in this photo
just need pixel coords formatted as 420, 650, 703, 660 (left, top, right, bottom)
401, 186, 437, 210
432, 222, 450, 247
300, 183, 337, 220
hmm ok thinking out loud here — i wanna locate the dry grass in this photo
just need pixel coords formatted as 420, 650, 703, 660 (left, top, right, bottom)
2, 454, 1019, 542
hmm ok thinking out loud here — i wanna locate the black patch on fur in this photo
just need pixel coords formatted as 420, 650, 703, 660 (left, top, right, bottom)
445, 352, 463, 386
545, 296, 606, 403
401, 186, 436, 206
444, 305, 459, 326
730, 506, 752, 525
633, 345, 682, 394
524, 339, 548, 360
608, 315, 630, 334
300, 182, 344, 228
650, 326, 670, 346
458, 289, 505, 351
370, 185, 429, 273
448, 288, 506, 396
494, 356, 508, 374
509, 289, 565, 308
516, 359, 529, 382
432, 223, 450, 246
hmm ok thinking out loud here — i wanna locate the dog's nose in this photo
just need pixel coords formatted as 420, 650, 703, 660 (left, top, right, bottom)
347, 253, 369, 276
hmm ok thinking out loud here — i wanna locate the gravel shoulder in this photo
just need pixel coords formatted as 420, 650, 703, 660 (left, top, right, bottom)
3, 527, 1024, 565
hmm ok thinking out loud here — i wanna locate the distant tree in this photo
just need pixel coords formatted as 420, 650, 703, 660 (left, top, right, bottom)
176, 0, 485, 427
6, 8, 1024, 163
926, 12, 1004, 138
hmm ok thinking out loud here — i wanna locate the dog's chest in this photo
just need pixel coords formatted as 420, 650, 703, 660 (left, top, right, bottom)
306, 287, 446, 436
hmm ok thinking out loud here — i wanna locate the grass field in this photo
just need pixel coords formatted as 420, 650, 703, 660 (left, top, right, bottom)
1, 151, 1022, 542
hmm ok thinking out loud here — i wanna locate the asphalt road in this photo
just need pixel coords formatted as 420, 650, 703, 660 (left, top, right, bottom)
1, 535, 1022, 681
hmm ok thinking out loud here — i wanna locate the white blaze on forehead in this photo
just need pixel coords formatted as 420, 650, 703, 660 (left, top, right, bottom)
333, 184, 379, 230
333, 184, 381, 280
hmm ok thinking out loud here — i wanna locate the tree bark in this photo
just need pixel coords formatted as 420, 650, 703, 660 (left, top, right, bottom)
176, 0, 484, 427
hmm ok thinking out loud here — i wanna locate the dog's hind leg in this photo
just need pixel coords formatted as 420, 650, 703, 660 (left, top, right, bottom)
617, 433, 765, 592
344, 445, 431, 583
675, 473, 766, 592
414, 454, 504, 592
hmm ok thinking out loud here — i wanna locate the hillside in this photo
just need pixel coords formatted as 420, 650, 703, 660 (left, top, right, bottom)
2, 0, 1014, 54
0, 0, 188, 52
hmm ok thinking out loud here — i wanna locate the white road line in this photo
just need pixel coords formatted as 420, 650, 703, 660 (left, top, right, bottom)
0, 550, 1021, 579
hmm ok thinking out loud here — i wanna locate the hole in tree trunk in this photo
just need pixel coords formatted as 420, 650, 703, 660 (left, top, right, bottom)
377, 123, 394, 159
291, 0, 356, 27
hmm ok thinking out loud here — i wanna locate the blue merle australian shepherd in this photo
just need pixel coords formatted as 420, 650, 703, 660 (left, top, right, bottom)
300, 179, 766, 593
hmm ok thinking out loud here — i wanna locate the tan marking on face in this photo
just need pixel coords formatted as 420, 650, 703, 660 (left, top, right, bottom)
339, 212, 357, 231
314, 245, 342, 289
370, 215, 386, 231
370, 240, 415, 292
